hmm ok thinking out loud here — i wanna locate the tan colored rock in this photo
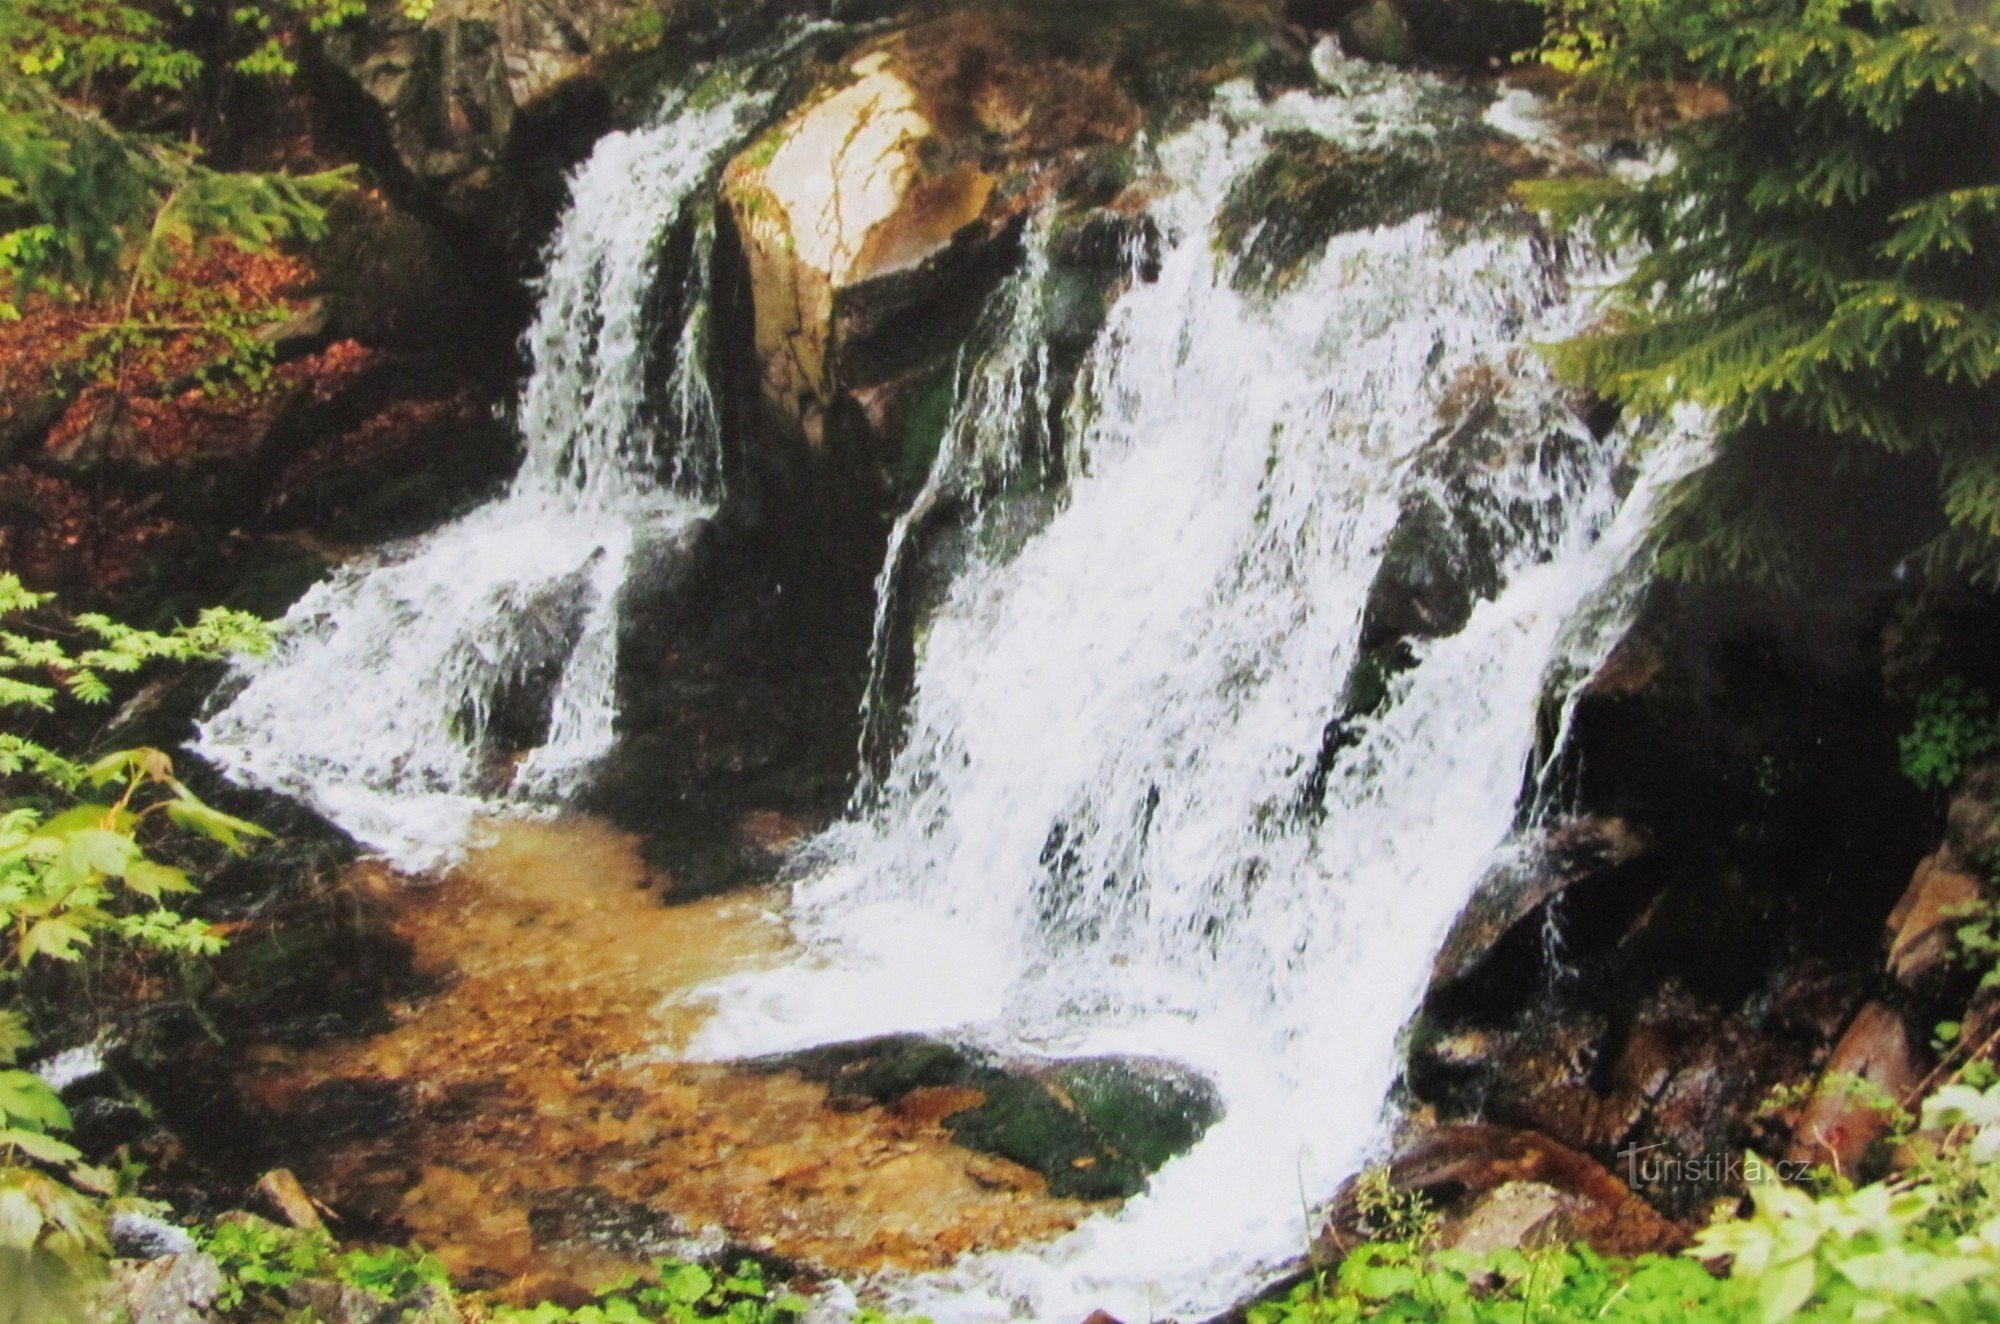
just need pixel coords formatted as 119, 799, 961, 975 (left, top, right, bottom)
1886, 851, 1984, 991
254, 1167, 329, 1232
724, 52, 997, 442
1440, 1180, 1578, 1254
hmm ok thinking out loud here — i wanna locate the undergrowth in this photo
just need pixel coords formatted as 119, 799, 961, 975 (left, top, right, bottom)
1253, 1078, 2000, 1323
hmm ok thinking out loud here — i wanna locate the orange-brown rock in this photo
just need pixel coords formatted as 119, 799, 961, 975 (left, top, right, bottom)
1784, 1001, 1924, 1176
1886, 850, 1985, 992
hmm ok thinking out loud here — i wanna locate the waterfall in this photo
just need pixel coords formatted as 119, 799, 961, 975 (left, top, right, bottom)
693, 66, 1709, 1322
855, 216, 1059, 789
196, 84, 774, 869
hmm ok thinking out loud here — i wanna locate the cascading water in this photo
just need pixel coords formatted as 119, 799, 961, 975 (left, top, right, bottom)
694, 62, 1708, 1322
196, 83, 775, 869
854, 217, 1059, 787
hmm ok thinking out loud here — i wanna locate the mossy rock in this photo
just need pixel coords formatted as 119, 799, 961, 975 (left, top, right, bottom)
1339, 0, 1415, 64
1215, 129, 1527, 292
763, 1035, 1219, 1199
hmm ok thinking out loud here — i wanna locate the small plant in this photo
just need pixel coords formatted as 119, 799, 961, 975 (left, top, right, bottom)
0, 574, 271, 1317
489, 1257, 818, 1324
1899, 678, 2000, 792
203, 1217, 335, 1311
1352, 1166, 1438, 1246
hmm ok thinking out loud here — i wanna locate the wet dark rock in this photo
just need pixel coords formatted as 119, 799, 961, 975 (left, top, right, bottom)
761, 1035, 1220, 1200
1338, 0, 1415, 63
70, 1094, 155, 1156
294, 1078, 416, 1146
581, 512, 875, 885
1430, 817, 1649, 994
313, 191, 520, 363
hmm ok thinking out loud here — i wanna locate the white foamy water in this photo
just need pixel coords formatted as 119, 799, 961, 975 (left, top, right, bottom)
694, 74, 1708, 1322
197, 89, 771, 868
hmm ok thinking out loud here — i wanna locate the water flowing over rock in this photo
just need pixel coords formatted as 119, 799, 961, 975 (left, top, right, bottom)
689, 63, 1706, 1320
197, 76, 778, 867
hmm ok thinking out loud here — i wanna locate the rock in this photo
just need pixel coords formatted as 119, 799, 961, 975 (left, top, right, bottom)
255, 1168, 329, 1232
1326, 1124, 1680, 1258
1784, 1001, 1924, 1176
761, 1036, 1219, 1200
718, 7, 1149, 478
724, 50, 993, 443
526, 1185, 691, 1260
1290, 0, 1541, 66
311, 191, 516, 358
1215, 129, 1525, 293
1393, 0, 1543, 66
108, 1212, 197, 1261
1948, 759, 2000, 872
287, 1276, 454, 1324
1430, 817, 1649, 992
316, 0, 643, 209
1339, 0, 1416, 64
1885, 851, 1984, 992
1439, 1180, 1577, 1254
106, 1252, 224, 1324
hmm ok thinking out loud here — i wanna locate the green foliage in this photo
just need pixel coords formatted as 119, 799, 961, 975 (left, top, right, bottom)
203, 1217, 336, 1311
490, 1259, 821, 1324
1257, 1078, 2000, 1324
1523, 0, 2000, 587
1899, 678, 2000, 790
0, 573, 271, 1318
0, 0, 359, 324
0, 72, 346, 318
204, 1218, 453, 1314
1250, 1241, 1736, 1323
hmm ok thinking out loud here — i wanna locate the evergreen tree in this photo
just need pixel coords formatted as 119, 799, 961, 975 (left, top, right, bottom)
0, 0, 363, 318
1528, 0, 2000, 588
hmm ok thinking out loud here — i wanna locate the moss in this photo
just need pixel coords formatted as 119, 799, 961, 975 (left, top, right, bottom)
1216, 130, 1527, 292
772, 1036, 1217, 1200
1340, 0, 1416, 64
895, 363, 959, 490
1044, 1059, 1220, 1173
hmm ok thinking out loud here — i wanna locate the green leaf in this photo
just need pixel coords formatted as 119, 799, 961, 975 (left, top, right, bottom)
0, 1072, 69, 1132
163, 797, 270, 853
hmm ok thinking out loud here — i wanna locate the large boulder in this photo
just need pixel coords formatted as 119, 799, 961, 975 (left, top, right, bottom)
718, 12, 1141, 452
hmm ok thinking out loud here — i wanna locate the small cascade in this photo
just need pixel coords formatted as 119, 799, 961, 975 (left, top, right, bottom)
693, 66, 1708, 1321
197, 84, 774, 868
855, 217, 1060, 789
